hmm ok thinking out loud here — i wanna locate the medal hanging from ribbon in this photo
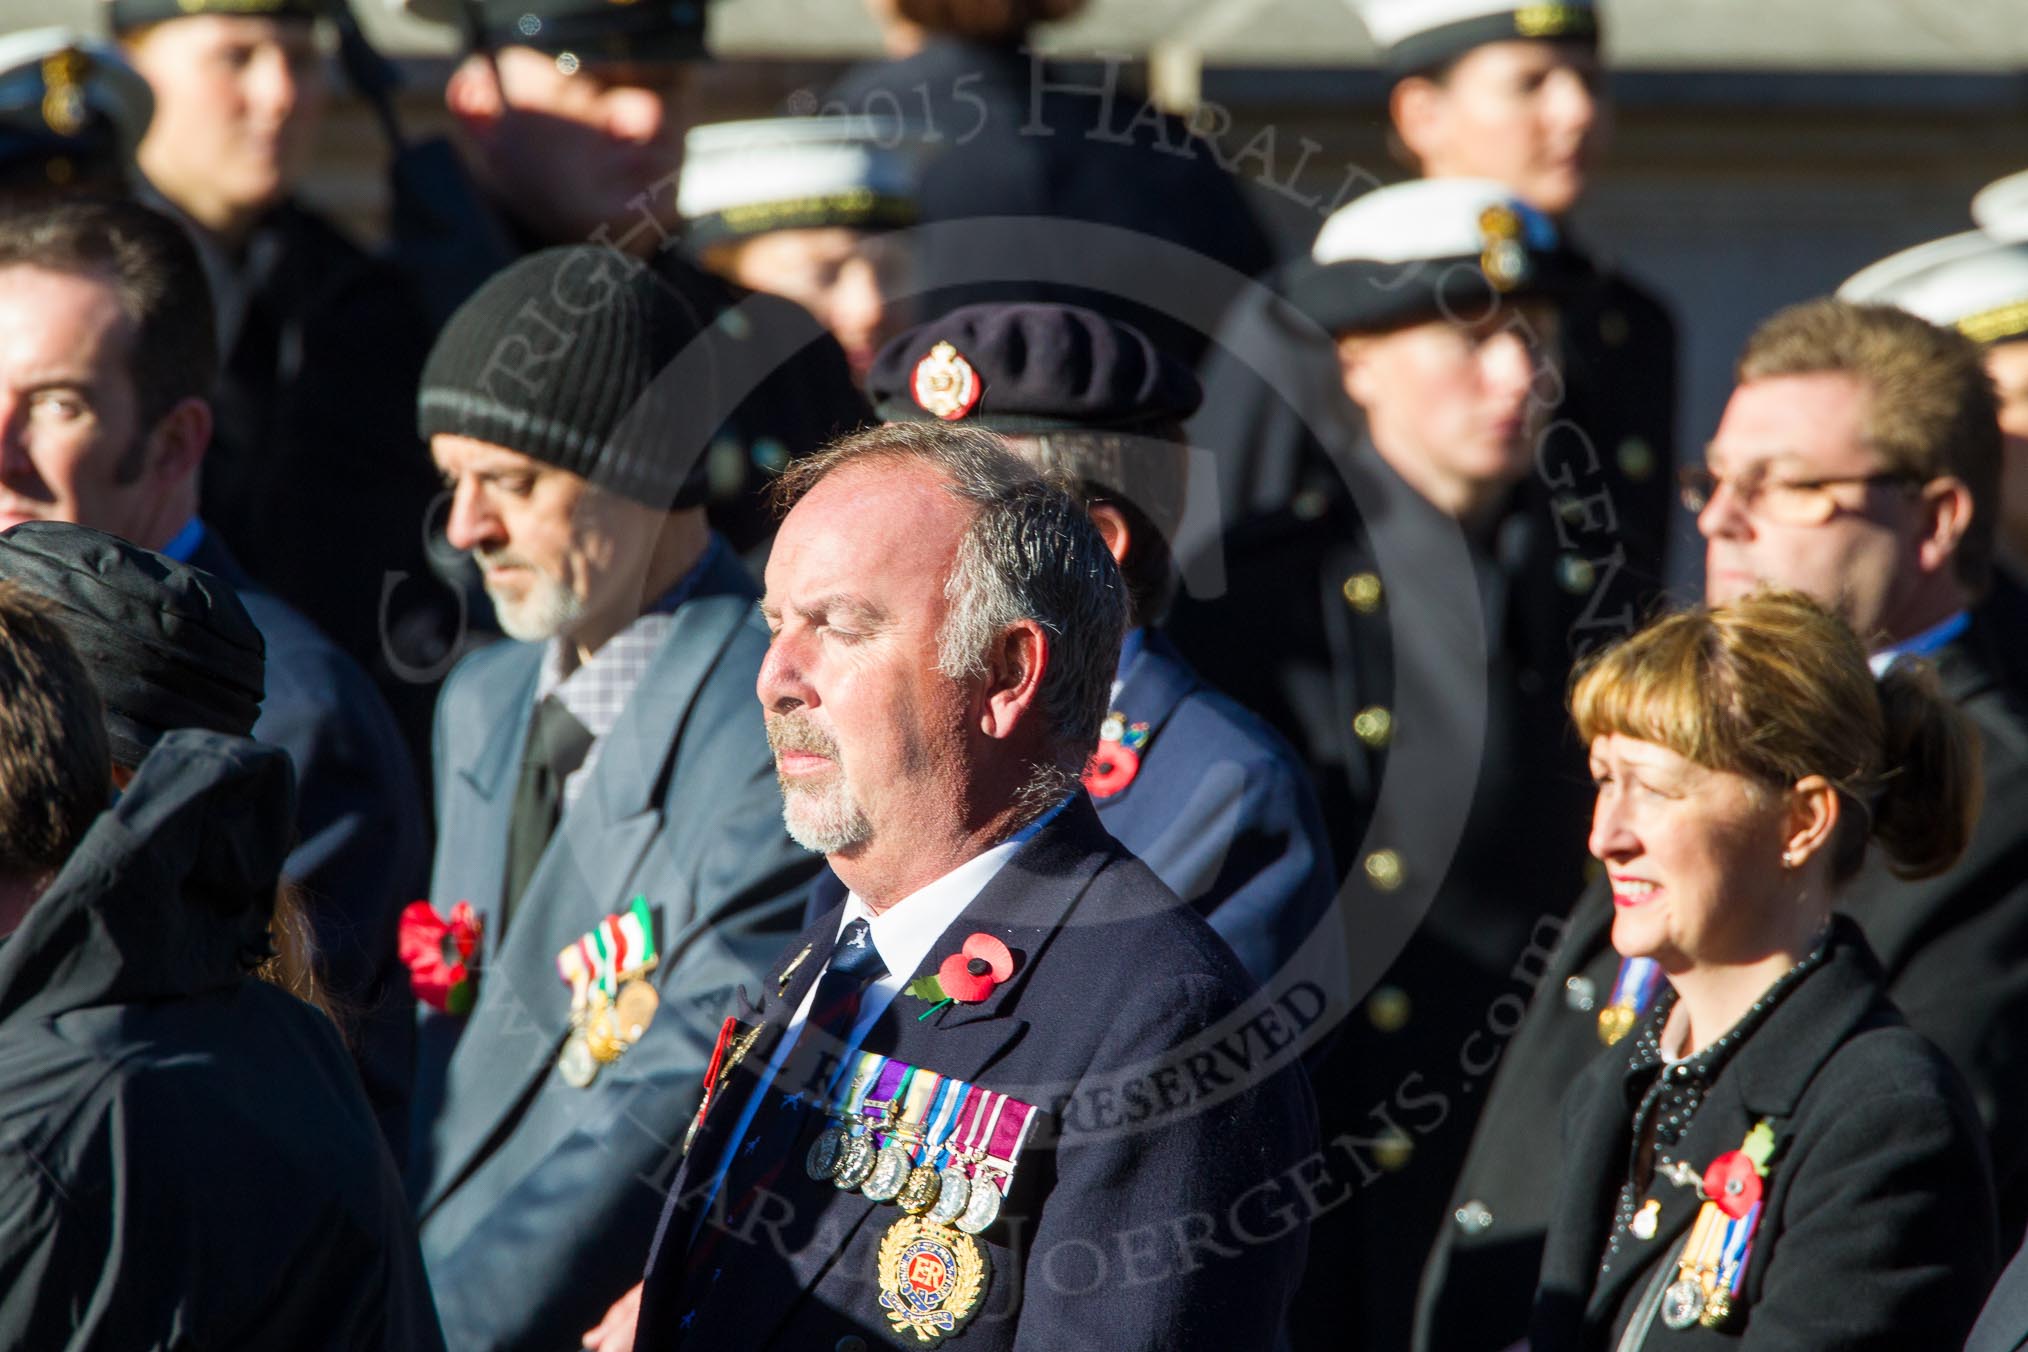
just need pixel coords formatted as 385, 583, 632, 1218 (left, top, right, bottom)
865, 1070, 942, 1203
898, 1077, 970, 1216
823, 1054, 896, 1191
807, 1051, 885, 1181
1658, 1121, 1774, 1332
1598, 956, 1665, 1046
874, 1081, 1040, 1346
553, 896, 661, 1089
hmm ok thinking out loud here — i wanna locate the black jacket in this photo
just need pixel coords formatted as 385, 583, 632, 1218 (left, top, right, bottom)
193, 198, 453, 762
636, 795, 1318, 1351
1417, 590, 2028, 1352
192, 528, 428, 1160
1166, 429, 1631, 1350
0, 731, 444, 1350
827, 38, 1276, 367
1532, 920, 1996, 1351
1190, 250, 1679, 609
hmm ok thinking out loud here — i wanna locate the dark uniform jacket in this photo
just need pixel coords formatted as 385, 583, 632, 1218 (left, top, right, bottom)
1089, 627, 1337, 987
1532, 920, 1996, 1352
1167, 427, 1640, 1348
189, 197, 452, 761
827, 38, 1276, 367
636, 795, 1318, 1351
0, 732, 444, 1351
410, 545, 818, 1352
191, 527, 428, 1160
1191, 245, 1678, 604
1418, 591, 2028, 1352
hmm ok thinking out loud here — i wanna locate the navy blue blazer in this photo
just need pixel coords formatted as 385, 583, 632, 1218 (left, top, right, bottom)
409, 545, 820, 1352
639, 794, 1318, 1351
190, 530, 427, 1158
1091, 628, 1336, 987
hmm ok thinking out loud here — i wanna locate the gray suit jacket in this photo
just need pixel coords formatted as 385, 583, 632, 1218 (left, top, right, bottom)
408, 547, 819, 1351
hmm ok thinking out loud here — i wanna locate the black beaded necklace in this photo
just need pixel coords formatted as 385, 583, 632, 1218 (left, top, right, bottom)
1597, 934, 1830, 1279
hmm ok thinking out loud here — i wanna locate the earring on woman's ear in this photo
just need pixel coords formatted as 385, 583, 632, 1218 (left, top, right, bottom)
1781, 849, 1800, 869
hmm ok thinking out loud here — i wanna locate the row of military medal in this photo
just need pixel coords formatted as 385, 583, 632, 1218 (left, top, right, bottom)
803, 1052, 1042, 1344
802, 1050, 1040, 1235
556, 899, 662, 1089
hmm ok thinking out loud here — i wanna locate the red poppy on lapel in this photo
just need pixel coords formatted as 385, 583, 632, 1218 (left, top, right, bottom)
907, 933, 1018, 1011
400, 900, 482, 1014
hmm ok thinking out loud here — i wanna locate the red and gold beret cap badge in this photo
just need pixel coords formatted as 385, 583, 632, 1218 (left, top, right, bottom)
912, 341, 983, 421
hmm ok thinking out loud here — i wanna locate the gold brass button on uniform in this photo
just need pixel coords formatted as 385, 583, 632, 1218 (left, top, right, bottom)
1617, 436, 1656, 481
1342, 572, 1384, 613
1374, 1128, 1414, 1172
1556, 555, 1596, 595
1353, 706, 1393, 748
1363, 849, 1404, 891
1367, 984, 1411, 1032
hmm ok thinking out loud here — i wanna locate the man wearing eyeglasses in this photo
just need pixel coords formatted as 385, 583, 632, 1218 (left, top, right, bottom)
1417, 297, 2028, 1352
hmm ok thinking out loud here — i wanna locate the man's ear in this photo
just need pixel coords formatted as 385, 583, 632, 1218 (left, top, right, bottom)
1915, 474, 1975, 579
979, 618, 1049, 742
1087, 501, 1131, 570
446, 55, 506, 135
143, 397, 210, 489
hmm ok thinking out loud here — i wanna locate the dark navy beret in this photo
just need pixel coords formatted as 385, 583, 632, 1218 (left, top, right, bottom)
868, 303, 1201, 434
0, 523, 265, 770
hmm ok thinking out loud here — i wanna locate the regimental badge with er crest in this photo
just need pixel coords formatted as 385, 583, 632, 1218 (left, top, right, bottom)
877, 1214, 988, 1344
1477, 203, 1530, 293
911, 341, 982, 421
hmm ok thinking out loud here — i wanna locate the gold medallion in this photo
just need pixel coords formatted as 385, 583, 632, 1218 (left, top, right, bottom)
897, 1164, 942, 1216
1597, 1002, 1637, 1046
876, 1214, 988, 1345
615, 979, 659, 1043
584, 1002, 625, 1065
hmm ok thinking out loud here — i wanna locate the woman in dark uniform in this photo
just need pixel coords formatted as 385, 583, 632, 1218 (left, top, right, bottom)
1533, 591, 1999, 1350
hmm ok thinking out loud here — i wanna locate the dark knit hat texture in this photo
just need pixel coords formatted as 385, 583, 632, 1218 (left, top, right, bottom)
0, 523, 265, 769
419, 246, 719, 510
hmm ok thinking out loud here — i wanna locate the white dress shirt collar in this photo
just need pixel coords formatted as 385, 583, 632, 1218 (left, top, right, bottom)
838, 836, 1024, 1007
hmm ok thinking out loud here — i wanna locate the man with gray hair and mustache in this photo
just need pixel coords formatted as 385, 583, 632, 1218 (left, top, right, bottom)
410, 244, 820, 1352
596, 421, 1316, 1351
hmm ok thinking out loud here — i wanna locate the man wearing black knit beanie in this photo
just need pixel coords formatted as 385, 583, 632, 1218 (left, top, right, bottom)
408, 243, 822, 1352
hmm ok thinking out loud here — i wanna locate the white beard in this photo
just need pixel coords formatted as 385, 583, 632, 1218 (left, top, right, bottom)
780, 774, 873, 855
486, 565, 583, 642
